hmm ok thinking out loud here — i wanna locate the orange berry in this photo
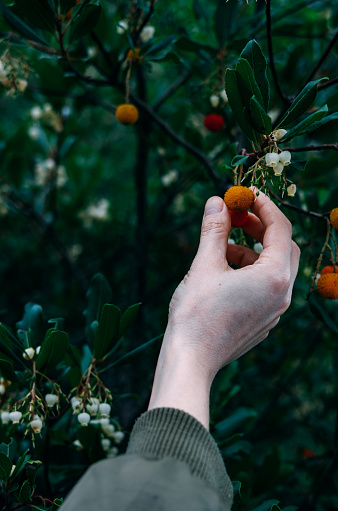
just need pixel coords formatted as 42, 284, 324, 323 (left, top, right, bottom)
330, 208, 338, 229
203, 114, 225, 133
115, 104, 139, 125
321, 266, 337, 275
127, 48, 141, 63
229, 209, 248, 228
224, 186, 255, 212
317, 273, 338, 300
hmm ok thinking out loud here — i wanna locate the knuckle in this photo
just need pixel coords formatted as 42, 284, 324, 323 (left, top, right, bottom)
269, 271, 291, 294
201, 218, 225, 237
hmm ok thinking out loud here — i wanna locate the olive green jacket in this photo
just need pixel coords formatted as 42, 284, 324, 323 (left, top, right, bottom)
61, 408, 233, 510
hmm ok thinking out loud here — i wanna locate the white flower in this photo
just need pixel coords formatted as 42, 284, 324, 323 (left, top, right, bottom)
287, 184, 296, 197
228, 238, 235, 245
87, 47, 97, 58
9, 411, 22, 424
161, 169, 178, 187
0, 61, 8, 81
86, 398, 99, 415
78, 412, 91, 426
140, 25, 155, 43
45, 158, 55, 171
102, 424, 115, 437
28, 125, 40, 140
23, 348, 35, 360
279, 151, 291, 166
253, 242, 263, 254
17, 79, 28, 93
116, 20, 128, 34
0, 384, 5, 395
265, 152, 279, 168
73, 440, 83, 450
273, 129, 287, 141
1, 411, 10, 424
100, 417, 110, 425
99, 403, 111, 417
101, 438, 111, 452
113, 431, 125, 444
45, 394, 58, 407
36, 346, 41, 355
30, 417, 43, 433
220, 90, 228, 103
56, 165, 68, 188
31, 106, 42, 120
43, 103, 52, 114
209, 94, 220, 108
71, 398, 81, 413
273, 162, 284, 176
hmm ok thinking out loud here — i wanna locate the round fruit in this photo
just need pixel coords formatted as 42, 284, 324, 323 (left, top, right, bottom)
203, 114, 225, 133
229, 209, 249, 228
224, 186, 255, 212
115, 104, 139, 125
321, 266, 337, 275
330, 207, 338, 229
317, 273, 338, 300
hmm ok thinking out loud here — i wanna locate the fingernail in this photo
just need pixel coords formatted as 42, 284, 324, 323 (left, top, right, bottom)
204, 197, 224, 217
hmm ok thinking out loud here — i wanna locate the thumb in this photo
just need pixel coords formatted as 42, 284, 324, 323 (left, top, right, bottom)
194, 196, 231, 271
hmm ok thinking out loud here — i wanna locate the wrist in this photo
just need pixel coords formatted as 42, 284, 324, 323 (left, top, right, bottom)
148, 336, 213, 430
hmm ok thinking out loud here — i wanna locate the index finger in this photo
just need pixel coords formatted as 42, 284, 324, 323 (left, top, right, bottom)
249, 188, 292, 270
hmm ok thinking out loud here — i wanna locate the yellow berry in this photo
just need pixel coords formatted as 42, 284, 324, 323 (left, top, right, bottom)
224, 186, 254, 212
127, 48, 141, 62
317, 273, 338, 300
330, 208, 338, 229
115, 104, 139, 126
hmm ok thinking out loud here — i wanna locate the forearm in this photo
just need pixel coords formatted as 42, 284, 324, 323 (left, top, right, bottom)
148, 332, 213, 430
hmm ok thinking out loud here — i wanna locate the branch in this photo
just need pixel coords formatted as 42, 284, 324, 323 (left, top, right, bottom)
134, 0, 156, 43
265, 0, 290, 105
153, 70, 192, 111
318, 76, 338, 91
282, 144, 338, 152
268, 187, 329, 222
300, 30, 338, 93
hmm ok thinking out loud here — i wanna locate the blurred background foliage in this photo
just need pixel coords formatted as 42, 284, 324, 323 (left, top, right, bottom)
0, 0, 337, 510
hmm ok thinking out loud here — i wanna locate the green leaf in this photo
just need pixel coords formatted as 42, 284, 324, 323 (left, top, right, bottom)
12, 450, 30, 478
84, 273, 112, 342
18, 480, 32, 504
277, 78, 328, 128
0, 352, 15, 381
0, 438, 16, 461
0, 1, 48, 45
143, 36, 177, 58
241, 40, 270, 111
288, 160, 307, 172
225, 68, 258, 143
0, 324, 13, 350
283, 112, 338, 140
119, 303, 141, 338
16, 303, 44, 348
231, 155, 249, 167
26, 460, 42, 487
102, 334, 163, 371
93, 304, 121, 360
59, 0, 77, 15
250, 500, 280, 511
14, 0, 56, 32
0, 452, 13, 482
236, 58, 265, 111
69, 2, 102, 43
214, 407, 257, 438
214, 0, 238, 46
309, 294, 338, 334
35, 330, 69, 372
250, 96, 272, 134
279, 105, 328, 142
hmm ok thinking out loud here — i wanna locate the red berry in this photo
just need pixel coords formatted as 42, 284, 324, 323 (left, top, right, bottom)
204, 114, 225, 133
229, 210, 248, 228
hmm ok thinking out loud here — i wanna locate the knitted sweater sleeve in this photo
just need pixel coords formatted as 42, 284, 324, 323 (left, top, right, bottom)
61, 408, 233, 511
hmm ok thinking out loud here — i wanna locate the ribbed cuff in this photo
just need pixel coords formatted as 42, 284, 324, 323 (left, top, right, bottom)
127, 407, 233, 507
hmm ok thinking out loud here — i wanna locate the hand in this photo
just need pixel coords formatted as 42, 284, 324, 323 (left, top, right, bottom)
148, 190, 300, 428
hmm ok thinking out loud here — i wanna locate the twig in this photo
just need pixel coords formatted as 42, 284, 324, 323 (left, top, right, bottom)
153, 71, 192, 110
282, 144, 338, 153
268, 187, 329, 222
265, 0, 289, 104
299, 30, 338, 93
134, 0, 156, 43
318, 76, 338, 91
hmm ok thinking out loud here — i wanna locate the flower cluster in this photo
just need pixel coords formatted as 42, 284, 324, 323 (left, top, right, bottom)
0, 53, 28, 94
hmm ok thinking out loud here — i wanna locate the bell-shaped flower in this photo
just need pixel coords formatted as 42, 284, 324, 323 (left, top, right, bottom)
265, 153, 279, 168
279, 151, 291, 166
